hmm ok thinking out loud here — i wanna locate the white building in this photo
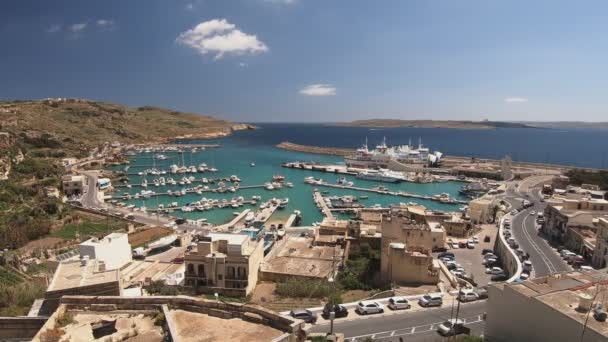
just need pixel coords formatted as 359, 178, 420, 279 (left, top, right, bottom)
79, 233, 132, 270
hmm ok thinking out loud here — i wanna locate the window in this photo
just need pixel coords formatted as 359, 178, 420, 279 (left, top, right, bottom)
197, 264, 205, 277
218, 274, 223, 280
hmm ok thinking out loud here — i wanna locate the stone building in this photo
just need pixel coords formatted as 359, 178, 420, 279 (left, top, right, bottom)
592, 217, 608, 268
184, 233, 263, 296
61, 174, 87, 196
542, 197, 608, 242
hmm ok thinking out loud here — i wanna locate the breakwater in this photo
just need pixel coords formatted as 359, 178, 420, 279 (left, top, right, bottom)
276, 142, 355, 156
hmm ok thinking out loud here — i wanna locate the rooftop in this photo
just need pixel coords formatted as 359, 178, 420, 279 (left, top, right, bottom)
80, 232, 127, 246
206, 232, 248, 246
47, 260, 119, 292
507, 270, 608, 337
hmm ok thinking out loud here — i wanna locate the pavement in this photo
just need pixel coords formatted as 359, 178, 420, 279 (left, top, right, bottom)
502, 178, 570, 277
308, 300, 487, 341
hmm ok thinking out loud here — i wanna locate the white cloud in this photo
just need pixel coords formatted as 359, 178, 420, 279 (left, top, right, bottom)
96, 19, 116, 29
46, 24, 61, 33
238, 62, 247, 67
185, 3, 194, 10
299, 84, 336, 96
69, 23, 88, 33
177, 19, 268, 59
504, 97, 528, 103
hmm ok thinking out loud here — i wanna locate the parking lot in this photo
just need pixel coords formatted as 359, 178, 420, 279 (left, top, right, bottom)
438, 224, 498, 287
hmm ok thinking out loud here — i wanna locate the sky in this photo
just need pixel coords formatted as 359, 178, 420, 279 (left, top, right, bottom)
1, 0, 608, 123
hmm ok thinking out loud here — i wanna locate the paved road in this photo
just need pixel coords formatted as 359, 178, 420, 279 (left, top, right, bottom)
503, 179, 569, 277
309, 301, 486, 341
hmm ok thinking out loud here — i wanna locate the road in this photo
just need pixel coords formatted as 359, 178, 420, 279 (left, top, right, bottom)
502, 177, 569, 277
308, 301, 486, 341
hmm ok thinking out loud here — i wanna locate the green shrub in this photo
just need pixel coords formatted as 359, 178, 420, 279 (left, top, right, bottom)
275, 278, 333, 298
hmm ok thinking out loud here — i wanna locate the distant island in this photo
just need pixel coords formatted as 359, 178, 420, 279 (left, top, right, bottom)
519, 121, 608, 129
336, 119, 532, 129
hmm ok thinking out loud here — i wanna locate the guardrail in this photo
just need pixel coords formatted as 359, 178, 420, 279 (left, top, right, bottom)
496, 215, 523, 283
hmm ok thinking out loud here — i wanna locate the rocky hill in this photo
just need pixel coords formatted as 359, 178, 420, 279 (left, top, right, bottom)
0, 98, 250, 156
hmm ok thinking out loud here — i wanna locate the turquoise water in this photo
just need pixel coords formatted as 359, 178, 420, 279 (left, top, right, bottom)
111, 137, 469, 225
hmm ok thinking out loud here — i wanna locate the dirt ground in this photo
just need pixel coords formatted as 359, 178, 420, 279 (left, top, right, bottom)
128, 226, 173, 247
250, 282, 323, 312
62, 312, 164, 342
393, 284, 439, 296
170, 309, 283, 342
341, 289, 376, 303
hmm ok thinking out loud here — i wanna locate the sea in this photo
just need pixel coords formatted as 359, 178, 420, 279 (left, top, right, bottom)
111, 124, 608, 226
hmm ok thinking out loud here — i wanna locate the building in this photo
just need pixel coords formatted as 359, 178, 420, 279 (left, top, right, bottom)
468, 196, 495, 223
380, 212, 446, 251
184, 233, 264, 296
382, 243, 439, 285
542, 197, 608, 242
380, 211, 444, 285
79, 233, 132, 271
61, 157, 78, 167
44, 259, 122, 314
61, 174, 87, 196
437, 215, 476, 237
486, 271, 608, 342
592, 217, 608, 268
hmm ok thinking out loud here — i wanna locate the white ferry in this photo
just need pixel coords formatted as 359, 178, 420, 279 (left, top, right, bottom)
345, 137, 442, 168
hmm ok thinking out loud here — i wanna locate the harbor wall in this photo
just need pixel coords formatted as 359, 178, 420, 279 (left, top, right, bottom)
275, 142, 354, 156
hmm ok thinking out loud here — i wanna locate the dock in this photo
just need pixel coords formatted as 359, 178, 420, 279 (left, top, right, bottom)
285, 214, 297, 228
145, 201, 258, 213
114, 177, 228, 188
111, 184, 273, 200
216, 209, 251, 230
307, 180, 468, 205
313, 190, 335, 219
282, 162, 357, 175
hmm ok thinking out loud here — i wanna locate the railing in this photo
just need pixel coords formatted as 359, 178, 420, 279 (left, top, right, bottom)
498, 215, 523, 283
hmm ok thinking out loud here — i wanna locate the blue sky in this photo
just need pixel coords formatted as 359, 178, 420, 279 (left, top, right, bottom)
1, 0, 607, 122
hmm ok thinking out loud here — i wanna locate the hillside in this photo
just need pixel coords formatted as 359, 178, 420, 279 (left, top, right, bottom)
0, 99, 250, 156
337, 119, 532, 129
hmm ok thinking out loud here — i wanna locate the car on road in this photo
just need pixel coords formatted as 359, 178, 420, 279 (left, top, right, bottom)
451, 270, 465, 278
481, 248, 494, 255
491, 273, 509, 282
437, 319, 471, 336
438, 252, 455, 259
486, 266, 504, 275
440, 256, 455, 263
418, 294, 443, 307
458, 241, 467, 248
530, 211, 536, 215
387, 297, 411, 310
474, 287, 489, 299
289, 309, 317, 324
523, 260, 533, 272
321, 304, 349, 319
520, 272, 530, 280
356, 301, 384, 315
562, 251, 577, 260
458, 291, 480, 303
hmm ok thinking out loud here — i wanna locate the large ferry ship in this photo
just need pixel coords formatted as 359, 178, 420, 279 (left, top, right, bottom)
344, 137, 443, 168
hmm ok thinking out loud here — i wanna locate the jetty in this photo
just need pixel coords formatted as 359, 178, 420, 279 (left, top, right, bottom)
313, 190, 335, 219
282, 162, 357, 175
276, 142, 355, 156
111, 184, 273, 200
306, 180, 468, 205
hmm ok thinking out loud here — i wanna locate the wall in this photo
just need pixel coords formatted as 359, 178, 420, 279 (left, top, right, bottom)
0, 317, 48, 341
494, 215, 522, 282
384, 247, 439, 285
33, 295, 304, 341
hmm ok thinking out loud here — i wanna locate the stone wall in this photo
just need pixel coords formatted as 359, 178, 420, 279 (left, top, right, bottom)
0, 317, 48, 341
51, 295, 304, 338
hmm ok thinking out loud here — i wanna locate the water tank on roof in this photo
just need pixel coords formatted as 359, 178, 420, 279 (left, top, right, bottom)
578, 293, 593, 312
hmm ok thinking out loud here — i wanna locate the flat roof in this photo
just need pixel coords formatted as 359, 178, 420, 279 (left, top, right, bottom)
80, 232, 127, 246
47, 260, 119, 292
207, 233, 248, 246
261, 237, 342, 278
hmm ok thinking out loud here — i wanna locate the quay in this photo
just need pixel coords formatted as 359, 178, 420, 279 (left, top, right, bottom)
282, 161, 357, 175
114, 177, 230, 188
111, 184, 271, 200
307, 180, 469, 205
146, 200, 258, 213
276, 141, 354, 156
313, 190, 335, 219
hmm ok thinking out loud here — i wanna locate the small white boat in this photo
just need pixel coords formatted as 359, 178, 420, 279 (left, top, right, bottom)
250, 162, 255, 167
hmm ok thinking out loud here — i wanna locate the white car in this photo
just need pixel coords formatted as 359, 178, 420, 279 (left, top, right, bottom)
387, 297, 411, 310
486, 266, 504, 275
530, 211, 536, 215
356, 301, 384, 315
451, 242, 459, 249
419, 294, 443, 307
458, 291, 479, 302
472, 236, 479, 243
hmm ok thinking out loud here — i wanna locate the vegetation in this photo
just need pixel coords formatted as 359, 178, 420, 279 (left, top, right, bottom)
51, 218, 128, 240
144, 280, 180, 296
0, 267, 25, 285
0, 281, 46, 316
275, 278, 334, 299
337, 242, 384, 290
565, 169, 608, 192
56, 312, 75, 327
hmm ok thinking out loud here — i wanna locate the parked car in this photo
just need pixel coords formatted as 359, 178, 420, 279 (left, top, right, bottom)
511, 209, 518, 215
466, 242, 475, 249
290, 309, 317, 323
530, 211, 536, 215
484, 258, 498, 267
560, 249, 573, 257
483, 253, 498, 260
474, 286, 488, 299
472, 236, 479, 243
356, 301, 384, 315
458, 241, 467, 248
437, 319, 470, 336
520, 272, 530, 280
419, 294, 443, 307
452, 242, 460, 249
481, 248, 494, 255
387, 297, 411, 310
484, 235, 491, 243
491, 273, 509, 282
486, 267, 504, 275
321, 304, 349, 319
438, 252, 455, 259
523, 260, 533, 272
458, 291, 479, 303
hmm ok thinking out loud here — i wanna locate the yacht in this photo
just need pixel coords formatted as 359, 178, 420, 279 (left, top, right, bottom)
355, 169, 402, 183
